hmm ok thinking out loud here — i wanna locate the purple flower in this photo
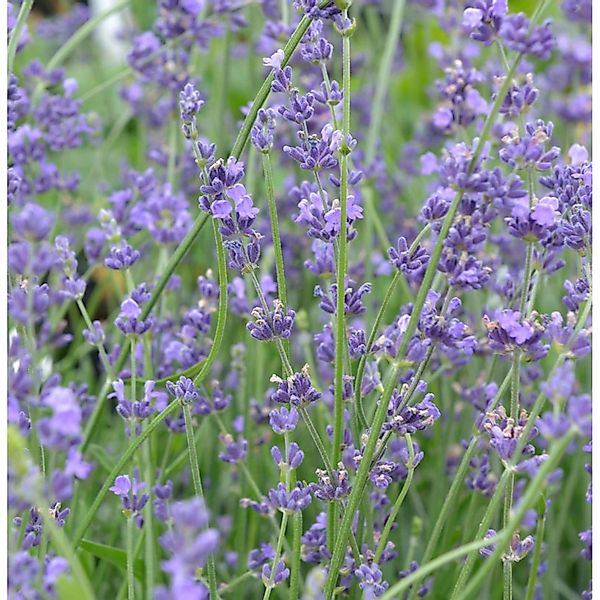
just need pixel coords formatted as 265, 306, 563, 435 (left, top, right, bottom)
248, 543, 275, 571
388, 237, 430, 283
271, 442, 304, 470
261, 559, 289, 588
500, 13, 556, 60
270, 366, 321, 407
355, 563, 388, 598
218, 433, 248, 463
158, 497, 218, 598
115, 297, 153, 336
314, 280, 371, 315
247, 300, 295, 342
269, 406, 299, 434
104, 242, 140, 270
109, 475, 149, 527
251, 108, 276, 152
383, 393, 441, 435
484, 310, 548, 360
166, 376, 199, 405
267, 482, 312, 512
37, 387, 82, 450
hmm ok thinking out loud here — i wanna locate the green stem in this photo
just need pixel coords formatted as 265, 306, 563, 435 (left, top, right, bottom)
374, 434, 414, 563
183, 402, 218, 598
262, 152, 287, 309
142, 428, 156, 595
354, 224, 431, 427
503, 350, 521, 600
324, 51, 523, 598
381, 429, 577, 600
330, 8, 352, 547
126, 516, 136, 600
7, 0, 34, 75
459, 429, 578, 600
262, 512, 290, 600
525, 501, 546, 600
230, 2, 332, 158
76, 298, 114, 378
364, 0, 406, 163
289, 511, 303, 600
38, 503, 96, 600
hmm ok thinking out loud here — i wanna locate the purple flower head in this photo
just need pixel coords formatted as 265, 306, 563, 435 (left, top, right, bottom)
179, 82, 204, 138
278, 90, 315, 125
37, 386, 82, 450
218, 433, 248, 463
262, 559, 289, 589
11, 203, 55, 241
270, 365, 321, 407
247, 300, 295, 342
269, 405, 299, 434
481, 407, 535, 462
110, 379, 158, 433
384, 392, 441, 435
159, 497, 218, 595
499, 121, 560, 172
500, 14, 556, 60
251, 108, 276, 152
484, 310, 548, 360
248, 543, 275, 571
314, 280, 371, 316
271, 441, 304, 470
388, 237, 430, 283
355, 563, 388, 598
267, 481, 312, 513
104, 242, 140, 270
284, 124, 342, 172
115, 297, 153, 336
109, 475, 149, 527
462, 1, 507, 45
166, 376, 199, 405
313, 463, 351, 501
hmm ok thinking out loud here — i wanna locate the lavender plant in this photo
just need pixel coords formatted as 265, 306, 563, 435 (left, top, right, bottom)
7, 0, 592, 599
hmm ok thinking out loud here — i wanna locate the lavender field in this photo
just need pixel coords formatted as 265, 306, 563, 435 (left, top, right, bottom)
6, 0, 592, 598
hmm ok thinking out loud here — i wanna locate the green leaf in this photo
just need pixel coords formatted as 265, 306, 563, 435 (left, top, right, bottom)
55, 574, 94, 600
80, 539, 145, 581
87, 444, 114, 474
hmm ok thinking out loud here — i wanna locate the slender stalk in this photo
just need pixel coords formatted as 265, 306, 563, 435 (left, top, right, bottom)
183, 402, 218, 598
7, 0, 34, 75
364, 0, 406, 162
289, 491, 303, 599
459, 429, 578, 600
324, 50, 524, 599
262, 512, 290, 600
262, 152, 287, 309
38, 503, 96, 600
330, 8, 353, 549
76, 299, 115, 377
126, 516, 136, 600
230, 2, 333, 158
503, 350, 521, 600
381, 428, 577, 600
82, 1, 322, 451
525, 501, 546, 600
354, 224, 432, 427
374, 434, 414, 563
